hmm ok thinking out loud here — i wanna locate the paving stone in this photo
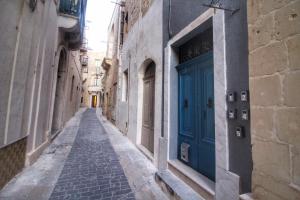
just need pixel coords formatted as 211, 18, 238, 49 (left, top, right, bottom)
49, 109, 134, 200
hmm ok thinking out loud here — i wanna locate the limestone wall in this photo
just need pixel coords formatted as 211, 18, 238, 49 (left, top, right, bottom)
0, 0, 83, 188
248, 0, 300, 199
124, 0, 152, 36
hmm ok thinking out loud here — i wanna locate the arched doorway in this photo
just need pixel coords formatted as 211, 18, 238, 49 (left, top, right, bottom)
141, 62, 155, 153
51, 50, 67, 135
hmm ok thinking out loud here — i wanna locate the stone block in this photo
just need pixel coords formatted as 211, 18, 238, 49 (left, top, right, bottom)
249, 42, 287, 76
250, 75, 281, 106
292, 146, 300, 186
248, 14, 274, 51
251, 108, 274, 140
247, 0, 261, 24
274, 0, 300, 40
125, 0, 141, 32
286, 35, 300, 70
252, 171, 300, 200
276, 108, 300, 146
252, 140, 290, 182
260, 0, 291, 15
252, 187, 284, 200
283, 71, 300, 106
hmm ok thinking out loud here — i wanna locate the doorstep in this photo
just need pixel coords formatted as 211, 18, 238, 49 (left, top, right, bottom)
155, 170, 205, 200
137, 144, 154, 162
157, 159, 216, 200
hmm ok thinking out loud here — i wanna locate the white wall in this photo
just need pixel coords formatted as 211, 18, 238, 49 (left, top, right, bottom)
116, 0, 163, 167
0, 0, 82, 165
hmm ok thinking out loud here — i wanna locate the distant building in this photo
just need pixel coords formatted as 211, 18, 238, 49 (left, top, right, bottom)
101, 4, 123, 124
81, 51, 105, 108
0, 0, 87, 189
105, 0, 300, 199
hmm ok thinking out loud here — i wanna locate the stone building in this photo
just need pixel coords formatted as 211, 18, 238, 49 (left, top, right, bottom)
107, 0, 300, 199
81, 50, 105, 108
248, 0, 300, 199
0, 0, 87, 189
101, 3, 124, 124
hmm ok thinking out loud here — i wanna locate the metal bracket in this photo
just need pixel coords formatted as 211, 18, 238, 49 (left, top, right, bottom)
203, 0, 240, 15
111, 1, 125, 7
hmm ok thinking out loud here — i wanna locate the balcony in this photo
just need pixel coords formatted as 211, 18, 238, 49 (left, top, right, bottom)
88, 85, 102, 93
81, 38, 88, 52
58, 0, 87, 50
101, 57, 112, 71
81, 55, 88, 66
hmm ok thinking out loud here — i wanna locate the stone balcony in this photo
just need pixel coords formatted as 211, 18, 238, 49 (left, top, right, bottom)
58, 0, 87, 50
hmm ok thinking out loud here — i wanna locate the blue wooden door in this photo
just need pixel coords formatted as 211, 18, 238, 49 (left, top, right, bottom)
177, 52, 215, 181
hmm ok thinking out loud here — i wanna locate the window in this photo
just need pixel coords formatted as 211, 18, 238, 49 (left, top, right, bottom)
120, 11, 125, 48
83, 67, 88, 73
96, 78, 101, 86
93, 78, 101, 86
95, 59, 101, 67
122, 69, 128, 102
96, 67, 100, 74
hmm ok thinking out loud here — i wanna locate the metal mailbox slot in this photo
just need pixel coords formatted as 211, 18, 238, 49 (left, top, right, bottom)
235, 126, 245, 138
227, 91, 236, 102
180, 142, 190, 162
228, 109, 237, 119
241, 109, 249, 120
241, 90, 249, 102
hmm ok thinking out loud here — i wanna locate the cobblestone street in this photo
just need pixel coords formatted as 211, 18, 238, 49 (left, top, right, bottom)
0, 109, 167, 200
49, 109, 134, 200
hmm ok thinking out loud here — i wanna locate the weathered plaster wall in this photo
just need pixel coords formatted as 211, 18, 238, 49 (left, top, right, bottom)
0, 0, 82, 174
62, 51, 82, 124
117, 0, 163, 167
248, 0, 300, 199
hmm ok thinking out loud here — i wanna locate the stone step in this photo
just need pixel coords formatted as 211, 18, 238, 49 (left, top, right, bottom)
155, 170, 205, 200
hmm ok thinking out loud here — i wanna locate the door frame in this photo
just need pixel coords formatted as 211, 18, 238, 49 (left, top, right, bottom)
136, 59, 157, 158
176, 52, 215, 180
141, 63, 155, 153
91, 95, 97, 108
164, 8, 241, 198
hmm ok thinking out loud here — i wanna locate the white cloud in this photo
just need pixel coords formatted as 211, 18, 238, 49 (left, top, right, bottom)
85, 0, 115, 52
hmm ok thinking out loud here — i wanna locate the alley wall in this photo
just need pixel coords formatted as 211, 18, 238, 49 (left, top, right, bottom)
248, 0, 300, 199
0, 0, 83, 189
116, 0, 163, 167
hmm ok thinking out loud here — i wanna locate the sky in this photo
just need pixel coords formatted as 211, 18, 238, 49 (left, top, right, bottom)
85, 0, 115, 52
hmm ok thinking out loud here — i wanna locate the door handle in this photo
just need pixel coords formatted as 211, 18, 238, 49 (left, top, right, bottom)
207, 98, 213, 108
184, 99, 188, 108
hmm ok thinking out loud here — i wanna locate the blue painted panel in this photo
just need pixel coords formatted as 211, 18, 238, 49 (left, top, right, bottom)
177, 52, 215, 181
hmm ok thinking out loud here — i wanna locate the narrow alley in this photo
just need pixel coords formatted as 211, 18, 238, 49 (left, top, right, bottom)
0, 109, 168, 200
0, 0, 300, 200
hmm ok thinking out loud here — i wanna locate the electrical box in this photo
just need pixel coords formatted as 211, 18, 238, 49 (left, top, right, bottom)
235, 126, 245, 138
241, 90, 249, 102
180, 142, 190, 162
227, 92, 236, 102
241, 109, 249, 120
228, 109, 237, 119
